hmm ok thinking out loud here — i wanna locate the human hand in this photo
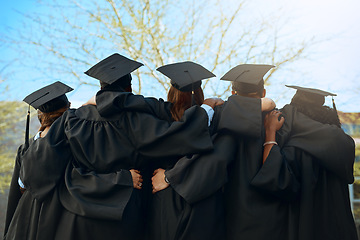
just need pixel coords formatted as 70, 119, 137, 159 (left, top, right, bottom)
261, 98, 276, 112
130, 169, 143, 190
264, 110, 285, 133
151, 168, 169, 194
203, 98, 225, 109
82, 95, 96, 106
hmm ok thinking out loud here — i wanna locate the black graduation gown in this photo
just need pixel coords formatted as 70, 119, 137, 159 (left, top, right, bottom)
3, 143, 29, 237
164, 95, 264, 240
5, 90, 213, 240
251, 105, 358, 240
166, 102, 357, 240
225, 104, 357, 240
98, 90, 234, 240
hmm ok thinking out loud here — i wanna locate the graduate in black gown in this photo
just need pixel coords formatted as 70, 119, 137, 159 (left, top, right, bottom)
4, 81, 74, 238
152, 64, 278, 239
254, 85, 357, 240
162, 64, 355, 240
147, 61, 227, 240
6, 54, 215, 240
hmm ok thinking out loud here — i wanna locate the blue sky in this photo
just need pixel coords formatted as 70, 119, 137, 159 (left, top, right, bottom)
1, 0, 360, 111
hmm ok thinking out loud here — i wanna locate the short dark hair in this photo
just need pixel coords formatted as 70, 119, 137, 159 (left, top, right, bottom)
232, 79, 264, 98
100, 74, 132, 90
290, 91, 341, 127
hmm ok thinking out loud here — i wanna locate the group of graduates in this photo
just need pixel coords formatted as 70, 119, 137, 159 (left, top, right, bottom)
3, 53, 358, 240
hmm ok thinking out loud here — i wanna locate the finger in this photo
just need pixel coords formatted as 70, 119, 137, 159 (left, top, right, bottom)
134, 170, 140, 173
280, 117, 285, 124
153, 169, 159, 174
272, 110, 280, 114
274, 112, 281, 117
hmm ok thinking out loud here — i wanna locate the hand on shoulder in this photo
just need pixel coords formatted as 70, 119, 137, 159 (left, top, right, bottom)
203, 98, 225, 109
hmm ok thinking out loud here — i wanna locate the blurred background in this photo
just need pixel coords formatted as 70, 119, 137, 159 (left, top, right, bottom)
1, 0, 359, 236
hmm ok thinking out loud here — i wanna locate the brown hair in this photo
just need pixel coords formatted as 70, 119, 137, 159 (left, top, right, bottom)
37, 106, 68, 132
167, 86, 204, 121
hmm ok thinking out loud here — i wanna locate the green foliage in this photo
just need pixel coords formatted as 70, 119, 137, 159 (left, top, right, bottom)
0, 152, 15, 193
0, 101, 38, 192
2, 0, 316, 98
355, 144, 360, 178
355, 162, 360, 178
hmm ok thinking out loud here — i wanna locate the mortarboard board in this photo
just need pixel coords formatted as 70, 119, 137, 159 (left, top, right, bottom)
221, 64, 275, 95
286, 85, 337, 110
220, 64, 275, 84
157, 61, 215, 92
23, 81, 73, 112
285, 85, 336, 97
84, 53, 144, 85
22, 81, 73, 150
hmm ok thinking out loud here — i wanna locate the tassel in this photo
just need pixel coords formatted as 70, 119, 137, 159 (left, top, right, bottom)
191, 90, 195, 106
332, 97, 337, 111
24, 105, 30, 150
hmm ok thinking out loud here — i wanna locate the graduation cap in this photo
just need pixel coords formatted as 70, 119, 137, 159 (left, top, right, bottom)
285, 85, 336, 97
221, 64, 275, 95
84, 53, 144, 87
22, 81, 73, 149
157, 61, 215, 105
286, 85, 337, 109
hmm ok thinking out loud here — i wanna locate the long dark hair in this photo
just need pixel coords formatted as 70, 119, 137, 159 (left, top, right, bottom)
167, 86, 204, 121
290, 92, 341, 128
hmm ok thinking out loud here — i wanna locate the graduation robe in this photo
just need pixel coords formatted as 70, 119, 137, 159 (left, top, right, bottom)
4, 89, 213, 240
251, 104, 358, 240
164, 95, 264, 240
148, 95, 264, 240
165, 101, 357, 240
96, 92, 255, 240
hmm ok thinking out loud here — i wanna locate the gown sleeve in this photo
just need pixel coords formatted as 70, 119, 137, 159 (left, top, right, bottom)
4, 145, 24, 235
20, 112, 72, 202
165, 133, 237, 204
96, 90, 213, 158
280, 105, 355, 183
130, 105, 213, 159
165, 96, 265, 204
96, 89, 173, 121
250, 145, 301, 201
58, 162, 134, 220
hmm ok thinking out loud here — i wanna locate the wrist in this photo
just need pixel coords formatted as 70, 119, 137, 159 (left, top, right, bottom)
265, 132, 276, 142
263, 141, 278, 147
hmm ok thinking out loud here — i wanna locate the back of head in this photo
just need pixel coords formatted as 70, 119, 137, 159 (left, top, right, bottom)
85, 53, 143, 92
100, 73, 132, 91
23, 81, 73, 136
167, 86, 204, 121
288, 85, 341, 127
232, 80, 264, 98
157, 61, 214, 121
